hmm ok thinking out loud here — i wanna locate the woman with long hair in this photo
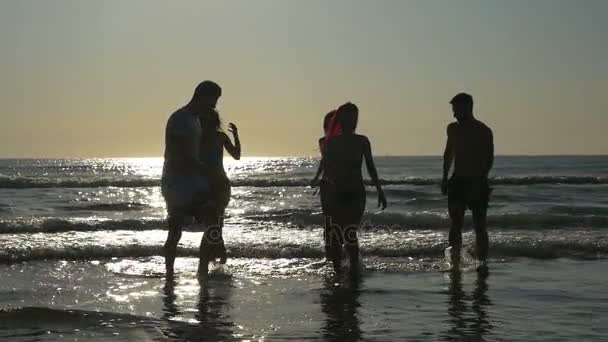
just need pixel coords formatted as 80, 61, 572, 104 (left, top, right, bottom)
312, 110, 339, 259
320, 102, 387, 272
198, 109, 241, 275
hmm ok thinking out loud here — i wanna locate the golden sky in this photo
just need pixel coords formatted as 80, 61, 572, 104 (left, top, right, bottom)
1, 0, 607, 157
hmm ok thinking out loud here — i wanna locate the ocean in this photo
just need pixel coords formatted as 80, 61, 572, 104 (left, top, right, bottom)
0, 156, 607, 341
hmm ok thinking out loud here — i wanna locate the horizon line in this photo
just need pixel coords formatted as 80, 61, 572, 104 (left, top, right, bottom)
1, 153, 607, 160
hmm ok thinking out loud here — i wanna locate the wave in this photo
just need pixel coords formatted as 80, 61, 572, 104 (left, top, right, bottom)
0, 238, 605, 263
3, 209, 608, 234
0, 175, 159, 189
1, 175, 607, 189
246, 210, 608, 229
0, 308, 199, 340
547, 205, 608, 216
381, 188, 434, 199
0, 218, 167, 234
58, 202, 152, 212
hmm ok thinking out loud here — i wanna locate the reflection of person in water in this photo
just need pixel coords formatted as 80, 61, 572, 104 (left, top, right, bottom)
471, 269, 492, 335
161, 277, 234, 340
195, 278, 235, 338
162, 276, 180, 322
442, 269, 493, 341
320, 273, 363, 342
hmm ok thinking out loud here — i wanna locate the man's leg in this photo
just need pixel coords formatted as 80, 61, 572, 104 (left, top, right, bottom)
448, 203, 465, 268
447, 180, 466, 268
472, 206, 489, 263
164, 210, 185, 276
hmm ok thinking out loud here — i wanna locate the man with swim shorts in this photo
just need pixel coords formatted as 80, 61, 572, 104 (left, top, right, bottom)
441, 93, 494, 270
161, 81, 222, 276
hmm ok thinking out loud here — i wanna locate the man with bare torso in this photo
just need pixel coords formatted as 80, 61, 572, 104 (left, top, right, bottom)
441, 93, 494, 270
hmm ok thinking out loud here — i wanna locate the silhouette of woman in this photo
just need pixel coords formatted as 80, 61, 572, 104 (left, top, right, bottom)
311, 110, 337, 189
312, 111, 338, 258
198, 109, 241, 274
320, 102, 387, 272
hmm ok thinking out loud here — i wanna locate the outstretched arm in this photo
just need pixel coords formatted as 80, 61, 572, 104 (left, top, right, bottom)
363, 137, 387, 210
442, 125, 455, 194
223, 123, 241, 160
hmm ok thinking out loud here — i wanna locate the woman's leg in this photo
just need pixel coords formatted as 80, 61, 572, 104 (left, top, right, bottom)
325, 215, 343, 271
344, 189, 365, 268
196, 201, 220, 275
217, 213, 227, 264
217, 182, 230, 264
344, 224, 359, 267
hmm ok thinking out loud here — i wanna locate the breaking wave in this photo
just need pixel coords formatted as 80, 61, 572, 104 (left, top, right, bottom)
1, 175, 607, 189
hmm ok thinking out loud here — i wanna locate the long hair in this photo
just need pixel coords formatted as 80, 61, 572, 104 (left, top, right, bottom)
321, 102, 359, 150
321, 110, 341, 150
193, 81, 222, 101
323, 111, 334, 134
335, 102, 359, 133
201, 109, 222, 133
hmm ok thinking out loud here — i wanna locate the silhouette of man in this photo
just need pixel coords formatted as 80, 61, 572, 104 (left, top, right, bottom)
161, 81, 222, 276
441, 93, 494, 270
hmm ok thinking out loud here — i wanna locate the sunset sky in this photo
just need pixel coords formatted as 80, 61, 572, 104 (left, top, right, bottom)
1, 0, 606, 158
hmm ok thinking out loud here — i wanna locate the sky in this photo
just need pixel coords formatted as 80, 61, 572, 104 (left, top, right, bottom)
1, 0, 607, 158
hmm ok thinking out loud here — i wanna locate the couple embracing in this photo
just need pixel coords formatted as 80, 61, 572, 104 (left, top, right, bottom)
160, 81, 240, 277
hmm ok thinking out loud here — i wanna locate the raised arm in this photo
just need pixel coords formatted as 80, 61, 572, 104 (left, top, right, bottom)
442, 124, 455, 194
363, 136, 387, 210
223, 123, 241, 160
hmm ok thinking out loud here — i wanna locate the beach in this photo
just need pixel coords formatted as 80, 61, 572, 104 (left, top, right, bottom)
1, 258, 606, 341
1, 156, 607, 340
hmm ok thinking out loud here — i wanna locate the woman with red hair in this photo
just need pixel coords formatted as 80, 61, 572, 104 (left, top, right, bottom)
319, 102, 387, 272
311, 110, 340, 260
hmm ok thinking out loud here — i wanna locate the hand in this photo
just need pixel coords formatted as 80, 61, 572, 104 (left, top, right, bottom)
441, 179, 448, 195
377, 189, 387, 210
228, 123, 238, 136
